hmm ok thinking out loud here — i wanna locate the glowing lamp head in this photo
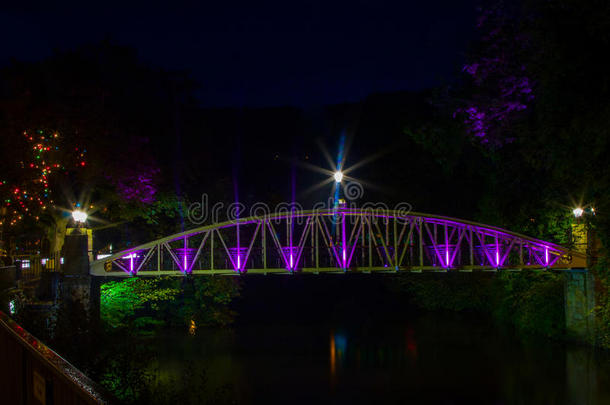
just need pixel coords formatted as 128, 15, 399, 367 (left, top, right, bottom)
72, 210, 88, 223
333, 171, 343, 183
572, 207, 584, 218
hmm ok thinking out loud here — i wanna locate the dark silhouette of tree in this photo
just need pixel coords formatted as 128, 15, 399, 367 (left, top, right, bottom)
0, 41, 199, 252
455, 3, 534, 147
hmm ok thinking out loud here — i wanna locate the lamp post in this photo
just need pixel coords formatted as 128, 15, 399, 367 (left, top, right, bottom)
70, 209, 92, 262
332, 171, 347, 270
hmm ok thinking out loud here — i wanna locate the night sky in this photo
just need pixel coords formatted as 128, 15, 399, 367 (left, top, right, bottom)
0, 1, 479, 107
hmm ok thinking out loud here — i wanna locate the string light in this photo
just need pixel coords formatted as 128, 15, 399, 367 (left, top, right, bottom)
0, 130, 87, 226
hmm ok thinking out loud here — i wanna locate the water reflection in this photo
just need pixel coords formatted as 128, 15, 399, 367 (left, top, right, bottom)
315, 315, 609, 404
566, 346, 598, 404
188, 319, 197, 336
330, 331, 348, 383
330, 331, 335, 378
405, 327, 417, 360
330, 326, 419, 374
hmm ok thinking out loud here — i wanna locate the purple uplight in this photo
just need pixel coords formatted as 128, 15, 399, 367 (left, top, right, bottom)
282, 246, 299, 271
121, 252, 139, 274
474, 244, 506, 267
228, 247, 248, 272
175, 248, 197, 273
425, 244, 457, 268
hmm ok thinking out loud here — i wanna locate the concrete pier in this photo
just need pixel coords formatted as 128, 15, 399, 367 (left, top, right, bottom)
565, 270, 596, 344
61, 228, 99, 318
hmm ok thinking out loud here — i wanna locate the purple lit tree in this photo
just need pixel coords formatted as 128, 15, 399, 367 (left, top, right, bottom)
103, 138, 160, 205
455, 5, 534, 147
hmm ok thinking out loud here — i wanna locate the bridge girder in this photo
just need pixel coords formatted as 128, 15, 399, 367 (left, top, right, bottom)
90, 209, 586, 277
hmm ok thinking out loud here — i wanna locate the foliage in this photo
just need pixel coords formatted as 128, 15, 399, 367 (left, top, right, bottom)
192, 276, 240, 326
14, 275, 239, 403
0, 41, 197, 253
455, 4, 534, 147
395, 273, 494, 312
101, 277, 181, 331
403, 0, 610, 346
156, 277, 241, 329
99, 354, 234, 405
0, 129, 85, 228
133, 361, 235, 405
592, 262, 610, 349
96, 276, 240, 401
100, 276, 241, 332
399, 271, 566, 338
490, 271, 565, 338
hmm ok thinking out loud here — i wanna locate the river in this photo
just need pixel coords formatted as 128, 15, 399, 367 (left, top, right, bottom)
140, 275, 610, 404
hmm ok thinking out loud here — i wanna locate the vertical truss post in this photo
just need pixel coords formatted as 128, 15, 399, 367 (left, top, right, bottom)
469, 228, 474, 267
393, 218, 398, 271
311, 215, 315, 267
519, 240, 523, 268
341, 211, 347, 271
444, 223, 449, 268
157, 244, 161, 272
315, 217, 319, 270
289, 215, 293, 272
495, 233, 500, 269
183, 236, 188, 273
385, 218, 389, 247
262, 219, 267, 270
210, 230, 214, 270
236, 222, 241, 271
367, 216, 372, 269
418, 218, 424, 268
361, 217, 366, 267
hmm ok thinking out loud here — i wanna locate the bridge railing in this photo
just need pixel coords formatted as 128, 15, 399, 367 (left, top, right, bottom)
91, 209, 586, 277
0, 310, 112, 404
14, 252, 63, 282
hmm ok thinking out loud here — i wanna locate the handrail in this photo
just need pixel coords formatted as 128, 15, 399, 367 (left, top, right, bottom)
0, 310, 112, 404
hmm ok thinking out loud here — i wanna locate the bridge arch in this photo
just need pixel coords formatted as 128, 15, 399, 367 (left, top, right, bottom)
90, 209, 585, 277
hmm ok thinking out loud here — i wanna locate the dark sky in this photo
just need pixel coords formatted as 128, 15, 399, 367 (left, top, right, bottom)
0, 1, 479, 107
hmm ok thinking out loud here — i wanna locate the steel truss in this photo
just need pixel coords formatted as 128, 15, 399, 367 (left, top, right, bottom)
90, 209, 585, 277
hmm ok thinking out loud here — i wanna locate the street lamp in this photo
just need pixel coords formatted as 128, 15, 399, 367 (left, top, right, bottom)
333, 170, 343, 183
72, 210, 88, 223
572, 207, 584, 218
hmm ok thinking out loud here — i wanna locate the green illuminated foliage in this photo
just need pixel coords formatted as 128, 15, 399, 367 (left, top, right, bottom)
101, 277, 180, 330
100, 276, 240, 332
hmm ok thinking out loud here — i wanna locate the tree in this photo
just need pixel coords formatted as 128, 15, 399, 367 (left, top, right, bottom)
0, 41, 199, 253
455, 4, 534, 148
100, 277, 181, 331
